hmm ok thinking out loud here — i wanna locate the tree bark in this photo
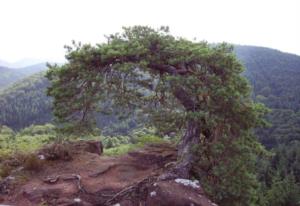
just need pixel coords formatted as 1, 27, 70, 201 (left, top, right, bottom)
169, 84, 201, 178
173, 120, 200, 178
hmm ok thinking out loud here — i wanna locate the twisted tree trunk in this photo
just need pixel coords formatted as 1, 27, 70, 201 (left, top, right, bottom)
174, 120, 201, 178
151, 64, 202, 179
169, 84, 202, 178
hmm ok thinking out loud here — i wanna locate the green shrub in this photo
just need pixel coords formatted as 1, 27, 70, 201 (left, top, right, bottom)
13, 135, 50, 152
18, 124, 56, 136
0, 148, 13, 162
104, 144, 137, 156
104, 134, 165, 156
135, 134, 165, 145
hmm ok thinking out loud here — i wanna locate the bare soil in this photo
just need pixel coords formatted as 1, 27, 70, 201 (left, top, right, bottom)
0, 143, 216, 206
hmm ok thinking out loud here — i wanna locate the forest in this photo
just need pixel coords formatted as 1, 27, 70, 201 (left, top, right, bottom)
0, 27, 300, 205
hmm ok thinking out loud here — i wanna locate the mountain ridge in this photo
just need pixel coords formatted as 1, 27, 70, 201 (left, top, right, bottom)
0, 58, 46, 68
0, 63, 47, 90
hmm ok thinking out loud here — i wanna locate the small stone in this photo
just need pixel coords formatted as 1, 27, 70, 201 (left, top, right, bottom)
174, 179, 200, 189
38, 154, 45, 160
7, 176, 15, 180
74, 198, 81, 202
150, 191, 157, 197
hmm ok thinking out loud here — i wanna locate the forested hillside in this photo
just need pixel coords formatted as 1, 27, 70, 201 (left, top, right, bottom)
0, 72, 52, 129
0, 72, 137, 134
236, 45, 300, 111
236, 46, 300, 205
0, 63, 47, 90
235, 46, 300, 148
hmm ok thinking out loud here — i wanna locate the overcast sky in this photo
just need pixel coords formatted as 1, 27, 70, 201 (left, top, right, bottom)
0, 0, 299, 63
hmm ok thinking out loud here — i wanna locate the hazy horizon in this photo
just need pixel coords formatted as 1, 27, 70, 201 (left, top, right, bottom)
1, 0, 299, 63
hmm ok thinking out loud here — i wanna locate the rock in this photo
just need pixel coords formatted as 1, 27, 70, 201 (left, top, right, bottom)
72, 140, 103, 155
1, 143, 217, 206
146, 180, 217, 206
38, 140, 103, 161
174, 178, 201, 189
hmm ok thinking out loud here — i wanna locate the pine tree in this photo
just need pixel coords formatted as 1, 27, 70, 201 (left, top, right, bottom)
47, 26, 267, 180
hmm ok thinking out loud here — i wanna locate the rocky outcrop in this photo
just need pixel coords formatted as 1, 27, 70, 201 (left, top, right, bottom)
0, 143, 216, 206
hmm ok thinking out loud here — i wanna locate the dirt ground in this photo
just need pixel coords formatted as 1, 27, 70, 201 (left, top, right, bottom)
0, 143, 216, 206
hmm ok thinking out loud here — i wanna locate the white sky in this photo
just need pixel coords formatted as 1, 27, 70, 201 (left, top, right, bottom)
0, 0, 299, 62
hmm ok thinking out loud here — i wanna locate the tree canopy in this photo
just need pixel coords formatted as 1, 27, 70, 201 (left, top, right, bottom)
47, 26, 267, 180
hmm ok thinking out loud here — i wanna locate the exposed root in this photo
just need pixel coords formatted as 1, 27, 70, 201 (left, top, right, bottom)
43, 176, 60, 184
104, 174, 158, 206
71, 174, 86, 193
43, 174, 86, 193
158, 161, 193, 180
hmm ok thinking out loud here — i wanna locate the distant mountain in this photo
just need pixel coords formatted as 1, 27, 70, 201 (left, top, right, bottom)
0, 66, 25, 89
0, 58, 46, 68
0, 63, 47, 90
0, 46, 300, 147
20, 63, 48, 75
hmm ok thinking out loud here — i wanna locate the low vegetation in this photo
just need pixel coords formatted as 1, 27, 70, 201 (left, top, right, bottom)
0, 124, 167, 177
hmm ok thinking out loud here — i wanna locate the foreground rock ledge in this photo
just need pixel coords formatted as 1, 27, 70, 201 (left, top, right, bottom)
0, 142, 216, 206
